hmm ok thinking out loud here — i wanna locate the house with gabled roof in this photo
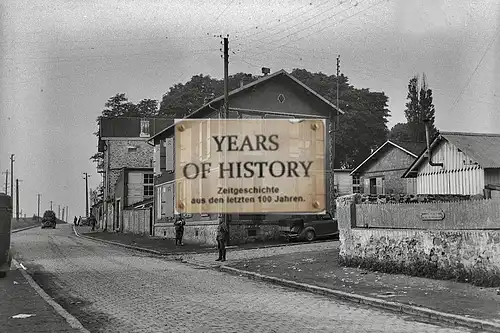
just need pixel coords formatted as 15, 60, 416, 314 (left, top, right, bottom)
402, 132, 500, 198
148, 69, 343, 245
350, 140, 427, 195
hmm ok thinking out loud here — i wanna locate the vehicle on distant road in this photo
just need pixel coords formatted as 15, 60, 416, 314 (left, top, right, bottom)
280, 213, 339, 242
41, 210, 56, 229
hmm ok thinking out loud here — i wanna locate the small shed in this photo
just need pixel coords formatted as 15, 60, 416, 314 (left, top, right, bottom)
402, 131, 500, 197
350, 140, 427, 195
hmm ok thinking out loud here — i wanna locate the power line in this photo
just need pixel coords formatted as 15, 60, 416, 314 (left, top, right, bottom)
213, 0, 238, 24
233, 0, 321, 36
235, 0, 352, 45
447, 23, 500, 113
244, 0, 389, 58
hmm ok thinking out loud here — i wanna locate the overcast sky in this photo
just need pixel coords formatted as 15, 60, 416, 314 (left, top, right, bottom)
1, 0, 499, 217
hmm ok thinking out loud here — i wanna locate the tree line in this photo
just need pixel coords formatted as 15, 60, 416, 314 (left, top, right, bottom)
91, 69, 437, 177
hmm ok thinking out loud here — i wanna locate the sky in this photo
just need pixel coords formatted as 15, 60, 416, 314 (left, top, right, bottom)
1, 0, 499, 217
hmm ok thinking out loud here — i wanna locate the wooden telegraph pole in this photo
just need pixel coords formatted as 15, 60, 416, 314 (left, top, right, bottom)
222, 35, 229, 243
83, 173, 90, 218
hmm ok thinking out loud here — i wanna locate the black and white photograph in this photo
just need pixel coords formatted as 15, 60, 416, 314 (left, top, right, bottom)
1, 0, 500, 332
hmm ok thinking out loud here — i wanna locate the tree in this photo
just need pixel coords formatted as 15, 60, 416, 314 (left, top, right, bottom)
290, 69, 390, 169
404, 73, 436, 142
388, 123, 413, 142
158, 73, 259, 118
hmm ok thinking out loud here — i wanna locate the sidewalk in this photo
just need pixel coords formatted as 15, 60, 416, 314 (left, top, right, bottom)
0, 268, 83, 333
225, 248, 500, 328
76, 226, 216, 255
76, 225, 333, 255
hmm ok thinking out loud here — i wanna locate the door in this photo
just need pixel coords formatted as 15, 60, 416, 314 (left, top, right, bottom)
369, 178, 377, 194
149, 207, 153, 236
115, 200, 121, 231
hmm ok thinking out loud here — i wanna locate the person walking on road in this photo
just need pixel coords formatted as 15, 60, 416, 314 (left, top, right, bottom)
216, 216, 228, 262
174, 215, 186, 246
73, 216, 78, 225
90, 214, 97, 231
77, 216, 82, 226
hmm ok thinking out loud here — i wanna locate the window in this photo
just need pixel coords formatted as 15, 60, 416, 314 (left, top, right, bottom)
352, 175, 361, 193
144, 174, 154, 196
140, 120, 150, 138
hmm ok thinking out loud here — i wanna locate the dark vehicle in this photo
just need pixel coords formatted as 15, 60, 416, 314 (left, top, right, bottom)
41, 210, 56, 229
0, 194, 12, 278
280, 213, 338, 242
79, 217, 90, 226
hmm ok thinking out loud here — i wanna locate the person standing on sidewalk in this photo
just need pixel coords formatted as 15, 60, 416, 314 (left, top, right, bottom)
174, 215, 186, 246
73, 216, 78, 225
216, 216, 228, 262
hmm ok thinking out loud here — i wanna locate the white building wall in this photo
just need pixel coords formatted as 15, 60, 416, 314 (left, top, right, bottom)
416, 140, 485, 195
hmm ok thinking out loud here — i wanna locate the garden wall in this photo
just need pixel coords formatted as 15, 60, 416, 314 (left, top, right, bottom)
337, 193, 500, 287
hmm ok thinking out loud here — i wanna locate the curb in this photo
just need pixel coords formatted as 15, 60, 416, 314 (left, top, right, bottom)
72, 226, 210, 256
12, 259, 90, 333
218, 265, 500, 333
11, 224, 40, 233
226, 239, 337, 251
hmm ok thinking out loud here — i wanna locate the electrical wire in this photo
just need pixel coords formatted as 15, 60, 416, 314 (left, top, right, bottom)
243, 0, 389, 58
447, 23, 500, 113
234, 0, 349, 42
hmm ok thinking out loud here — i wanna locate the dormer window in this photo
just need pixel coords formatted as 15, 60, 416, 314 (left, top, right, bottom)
140, 120, 150, 138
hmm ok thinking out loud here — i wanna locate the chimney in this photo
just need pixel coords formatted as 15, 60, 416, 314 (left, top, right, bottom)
423, 118, 443, 168
261, 67, 271, 76
203, 92, 215, 104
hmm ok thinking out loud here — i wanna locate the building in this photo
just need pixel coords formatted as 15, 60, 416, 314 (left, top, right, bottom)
112, 167, 154, 233
333, 169, 354, 196
402, 132, 500, 197
97, 117, 172, 231
149, 69, 342, 245
350, 140, 427, 195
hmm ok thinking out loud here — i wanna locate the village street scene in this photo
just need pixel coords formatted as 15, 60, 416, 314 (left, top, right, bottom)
2, 1, 500, 333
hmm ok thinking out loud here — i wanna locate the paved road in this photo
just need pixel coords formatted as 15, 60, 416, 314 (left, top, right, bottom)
11, 225, 480, 333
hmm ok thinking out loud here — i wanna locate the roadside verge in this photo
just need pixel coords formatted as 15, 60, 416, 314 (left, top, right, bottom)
10, 259, 90, 333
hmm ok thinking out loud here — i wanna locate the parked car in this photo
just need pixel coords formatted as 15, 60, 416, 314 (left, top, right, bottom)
280, 213, 338, 242
41, 210, 56, 229
79, 217, 90, 226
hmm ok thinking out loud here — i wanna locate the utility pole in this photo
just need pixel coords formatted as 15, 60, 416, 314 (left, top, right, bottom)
222, 35, 230, 243
61, 206, 65, 222
2, 170, 8, 194
37, 194, 41, 223
83, 172, 90, 218
15, 179, 20, 220
330, 55, 340, 215
50, 200, 53, 210
10, 154, 14, 200
58, 205, 61, 220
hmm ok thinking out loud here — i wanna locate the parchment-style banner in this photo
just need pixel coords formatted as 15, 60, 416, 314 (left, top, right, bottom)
174, 119, 326, 214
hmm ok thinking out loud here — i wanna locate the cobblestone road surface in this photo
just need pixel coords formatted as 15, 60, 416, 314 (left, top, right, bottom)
11, 225, 480, 333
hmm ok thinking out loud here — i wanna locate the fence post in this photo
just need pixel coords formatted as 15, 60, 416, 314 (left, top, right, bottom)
1, 194, 13, 274
336, 194, 361, 259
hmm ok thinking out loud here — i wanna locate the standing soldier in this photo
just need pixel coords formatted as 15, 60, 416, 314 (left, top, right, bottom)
174, 215, 186, 246
215, 216, 228, 262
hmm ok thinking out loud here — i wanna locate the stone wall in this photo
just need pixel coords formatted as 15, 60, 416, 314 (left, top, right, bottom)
336, 193, 500, 287
106, 140, 153, 198
154, 221, 219, 246
153, 220, 283, 246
